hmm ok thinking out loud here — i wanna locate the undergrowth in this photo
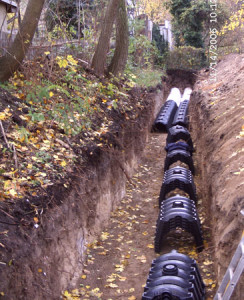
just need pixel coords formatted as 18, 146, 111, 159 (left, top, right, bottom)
0, 53, 161, 202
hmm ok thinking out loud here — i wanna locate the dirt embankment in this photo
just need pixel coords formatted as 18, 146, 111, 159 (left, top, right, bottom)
190, 54, 244, 298
0, 86, 164, 299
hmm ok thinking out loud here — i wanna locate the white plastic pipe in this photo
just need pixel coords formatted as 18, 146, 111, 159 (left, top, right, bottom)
181, 87, 192, 102
166, 87, 182, 106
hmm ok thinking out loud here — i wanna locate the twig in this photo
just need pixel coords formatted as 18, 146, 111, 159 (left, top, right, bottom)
0, 208, 15, 220
55, 138, 71, 149
0, 221, 19, 226
0, 120, 10, 149
12, 144, 18, 169
77, 58, 89, 65
117, 161, 136, 187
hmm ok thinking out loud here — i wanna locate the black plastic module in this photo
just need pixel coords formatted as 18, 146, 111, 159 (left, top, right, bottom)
165, 142, 194, 156
159, 166, 197, 205
154, 196, 204, 253
167, 125, 194, 149
142, 250, 205, 300
153, 100, 178, 133
164, 148, 195, 175
172, 100, 190, 128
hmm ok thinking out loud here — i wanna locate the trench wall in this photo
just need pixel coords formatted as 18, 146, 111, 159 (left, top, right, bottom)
190, 88, 244, 299
1, 90, 165, 300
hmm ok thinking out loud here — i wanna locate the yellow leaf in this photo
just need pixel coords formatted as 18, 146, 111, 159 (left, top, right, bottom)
101, 232, 109, 241
106, 278, 116, 283
9, 189, 17, 197
49, 91, 54, 97
106, 283, 118, 288
38, 268, 42, 273
0, 108, 12, 120
57, 58, 68, 68
119, 276, 127, 281
147, 244, 154, 249
0, 292, 5, 296
60, 160, 67, 167
128, 296, 136, 300
203, 259, 213, 266
204, 279, 214, 286
44, 51, 50, 55
67, 55, 78, 65
136, 255, 147, 263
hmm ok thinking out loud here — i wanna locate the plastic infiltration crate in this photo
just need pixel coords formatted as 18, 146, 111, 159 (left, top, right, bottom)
153, 100, 178, 133
154, 196, 204, 253
167, 126, 194, 149
142, 250, 205, 300
172, 100, 190, 128
165, 142, 194, 156
164, 148, 195, 175
159, 166, 197, 205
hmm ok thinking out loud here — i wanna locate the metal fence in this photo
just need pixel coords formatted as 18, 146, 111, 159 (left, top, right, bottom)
0, 32, 90, 62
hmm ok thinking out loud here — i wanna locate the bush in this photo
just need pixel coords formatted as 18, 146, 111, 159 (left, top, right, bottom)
166, 46, 206, 70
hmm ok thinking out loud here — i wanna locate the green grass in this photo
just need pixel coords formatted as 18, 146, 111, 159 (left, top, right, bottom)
130, 67, 164, 88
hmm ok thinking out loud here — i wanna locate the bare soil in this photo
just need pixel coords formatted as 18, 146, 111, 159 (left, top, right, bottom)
70, 133, 216, 299
190, 53, 244, 298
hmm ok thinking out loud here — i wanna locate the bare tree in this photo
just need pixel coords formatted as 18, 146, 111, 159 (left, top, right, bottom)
91, 0, 119, 76
107, 0, 128, 76
0, 0, 45, 82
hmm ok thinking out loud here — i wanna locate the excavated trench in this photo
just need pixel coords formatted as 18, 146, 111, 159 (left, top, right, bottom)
64, 68, 243, 299
1, 64, 242, 299
60, 70, 223, 299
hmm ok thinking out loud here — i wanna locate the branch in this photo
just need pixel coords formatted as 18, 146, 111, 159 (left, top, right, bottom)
0, 120, 10, 149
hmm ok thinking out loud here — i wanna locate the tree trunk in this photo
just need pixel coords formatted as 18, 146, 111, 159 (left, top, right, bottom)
107, 0, 128, 77
0, 0, 45, 82
91, 0, 119, 76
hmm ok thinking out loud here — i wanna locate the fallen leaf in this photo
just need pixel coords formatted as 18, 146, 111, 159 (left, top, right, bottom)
204, 279, 214, 286
60, 160, 67, 167
203, 259, 213, 266
106, 283, 118, 288
33, 217, 39, 224
101, 232, 109, 241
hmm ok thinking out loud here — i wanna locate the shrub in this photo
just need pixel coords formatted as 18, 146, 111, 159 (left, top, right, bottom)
166, 46, 206, 70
